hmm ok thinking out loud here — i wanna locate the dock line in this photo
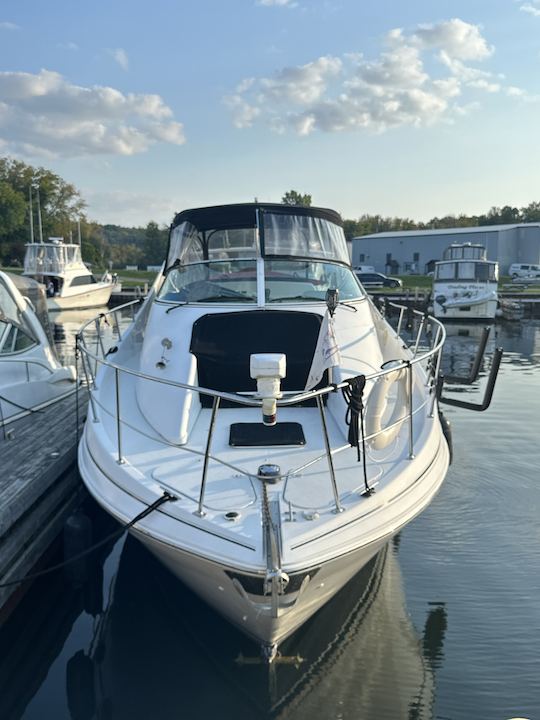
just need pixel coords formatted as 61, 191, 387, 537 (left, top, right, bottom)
0, 491, 176, 589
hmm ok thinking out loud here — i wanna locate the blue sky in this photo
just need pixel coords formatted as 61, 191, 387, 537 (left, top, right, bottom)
1, 0, 540, 226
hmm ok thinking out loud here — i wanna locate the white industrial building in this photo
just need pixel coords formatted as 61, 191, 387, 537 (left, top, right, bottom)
351, 223, 540, 276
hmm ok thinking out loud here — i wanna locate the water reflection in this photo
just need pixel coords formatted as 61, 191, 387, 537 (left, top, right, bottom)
0, 524, 443, 720
52, 308, 108, 367
63, 539, 439, 720
440, 323, 496, 381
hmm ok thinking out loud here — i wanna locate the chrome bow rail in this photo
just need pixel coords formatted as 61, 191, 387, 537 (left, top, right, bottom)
76, 299, 447, 516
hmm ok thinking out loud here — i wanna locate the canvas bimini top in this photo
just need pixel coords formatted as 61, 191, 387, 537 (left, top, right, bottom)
166, 203, 349, 272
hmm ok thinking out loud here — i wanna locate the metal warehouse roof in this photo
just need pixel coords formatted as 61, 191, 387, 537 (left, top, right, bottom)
354, 223, 540, 241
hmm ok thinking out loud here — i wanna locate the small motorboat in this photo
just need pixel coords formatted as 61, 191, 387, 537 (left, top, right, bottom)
0, 270, 76, 427
23, 238, 114, 311
77, 203, 495, 660
432, 243, 499, 321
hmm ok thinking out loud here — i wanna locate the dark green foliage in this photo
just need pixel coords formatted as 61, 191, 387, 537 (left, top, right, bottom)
281, 190, 312, 206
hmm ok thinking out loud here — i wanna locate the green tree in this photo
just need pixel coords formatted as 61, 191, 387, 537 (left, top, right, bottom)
281, 190, 312, 207
520, 201, 540, 223
0, 157, 87, 263
143, 221, 167, 266
0, 181, 26, 237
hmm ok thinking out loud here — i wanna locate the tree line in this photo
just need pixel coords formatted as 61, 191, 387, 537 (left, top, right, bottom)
2, 161, 540, 270
0, 157, 168, 269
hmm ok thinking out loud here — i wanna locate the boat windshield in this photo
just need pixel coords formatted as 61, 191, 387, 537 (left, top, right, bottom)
0, 275, 38, 354
166, 208, 350, 268
435, 261, 498, 282
263, 212, 349, 263
159, 259, 363, 304
161, 206, 361, 304
24, 243, 83, 275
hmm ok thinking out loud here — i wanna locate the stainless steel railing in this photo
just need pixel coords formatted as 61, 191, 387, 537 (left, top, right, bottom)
77, 298, 446, 514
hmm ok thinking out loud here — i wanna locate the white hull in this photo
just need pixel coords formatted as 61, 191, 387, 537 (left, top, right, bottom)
136, 528, 388, 645
0, 270, 77, 426
47, 283, 113, 311
79, 421, 449, 647
433, 282, 498, 320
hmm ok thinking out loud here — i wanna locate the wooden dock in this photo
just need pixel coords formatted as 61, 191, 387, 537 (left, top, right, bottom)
0, 390, 88, 617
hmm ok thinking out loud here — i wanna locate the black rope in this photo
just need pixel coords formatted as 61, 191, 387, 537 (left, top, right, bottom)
342, 375, 365, 452
0, 491, 176, 589
342, 375, 373, 496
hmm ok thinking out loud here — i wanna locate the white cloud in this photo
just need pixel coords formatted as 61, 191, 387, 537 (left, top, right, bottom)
58, 41, 79, 51
260, 56, 342, 104
413, 18, 493, 60
109, 48, 129, 71
520, 2, 540, 17
0, 21, 19, 30
226, 18, 520, 136
0, 69, 185, 158
257, 0, 297, 7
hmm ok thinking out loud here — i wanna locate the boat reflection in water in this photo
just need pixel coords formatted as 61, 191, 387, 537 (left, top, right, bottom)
64, 538, 445, 720
51, 308, 110, 367
439, 322, 496, 382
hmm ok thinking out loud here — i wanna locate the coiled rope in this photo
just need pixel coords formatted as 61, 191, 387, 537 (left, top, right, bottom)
342, 375, 373, 496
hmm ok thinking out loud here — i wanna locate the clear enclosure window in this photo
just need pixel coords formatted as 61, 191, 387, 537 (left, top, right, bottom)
265, 260, 362, 302
457, 263, 475, 280
159, 259, 363, 303
0, 321, 36, 354
436, 263, 456, 280
263, 213, 349, 264
159, 260, 258, 302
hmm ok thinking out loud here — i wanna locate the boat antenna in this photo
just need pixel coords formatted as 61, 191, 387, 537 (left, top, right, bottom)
29, 185, 35, 243
36, 188, 44, 243
77, 218, 82, 245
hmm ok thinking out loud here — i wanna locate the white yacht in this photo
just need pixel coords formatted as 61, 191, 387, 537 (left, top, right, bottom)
78, 203, 452, 660
23, 238, 114, 311
432, 243, 498, 321
0, 270, 76, 427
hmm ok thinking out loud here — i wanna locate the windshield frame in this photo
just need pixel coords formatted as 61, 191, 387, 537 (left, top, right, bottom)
160, 204, 362, 306
156, 257, 365, 307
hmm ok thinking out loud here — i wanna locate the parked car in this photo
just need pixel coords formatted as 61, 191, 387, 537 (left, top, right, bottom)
509, 263, 540, 279
355, 272, 403, 288
511, 274, 540, 285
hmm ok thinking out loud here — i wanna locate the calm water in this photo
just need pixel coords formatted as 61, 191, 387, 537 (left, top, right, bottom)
0, 316, 539, 720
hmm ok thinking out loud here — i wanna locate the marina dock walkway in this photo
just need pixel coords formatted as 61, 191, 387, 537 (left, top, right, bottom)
0, 390, 87, 616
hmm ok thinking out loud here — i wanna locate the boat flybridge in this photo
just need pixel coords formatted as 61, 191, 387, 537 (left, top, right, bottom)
78, 203, 482, 660
0, 270, 76, 427
23, 238, 114, 311
432, 243, 499, 321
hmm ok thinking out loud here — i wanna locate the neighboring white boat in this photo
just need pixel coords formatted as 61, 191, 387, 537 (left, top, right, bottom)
0, 270, 76, 427
23, 238, 114, 311
78, 203, 452, 660
432, 243, 498, 321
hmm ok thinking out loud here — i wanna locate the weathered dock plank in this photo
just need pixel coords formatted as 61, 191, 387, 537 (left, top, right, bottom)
0, 390, 88, 614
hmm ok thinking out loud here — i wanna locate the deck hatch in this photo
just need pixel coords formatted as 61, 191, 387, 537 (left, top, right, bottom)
229, 422, 306, 447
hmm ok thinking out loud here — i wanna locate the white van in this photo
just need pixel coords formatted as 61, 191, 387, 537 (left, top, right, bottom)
509, 263, 540, 278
